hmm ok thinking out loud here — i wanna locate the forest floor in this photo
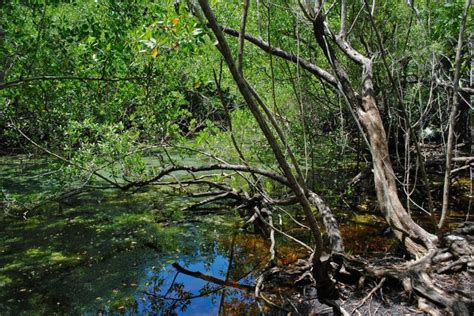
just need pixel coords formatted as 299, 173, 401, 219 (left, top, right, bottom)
302, 285, 426, 315
297, 221, 474, 315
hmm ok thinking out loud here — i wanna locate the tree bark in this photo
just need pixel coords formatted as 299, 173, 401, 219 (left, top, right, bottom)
197, 0, 325, 261
308, 11, 437, 256
439, 0, 471, 229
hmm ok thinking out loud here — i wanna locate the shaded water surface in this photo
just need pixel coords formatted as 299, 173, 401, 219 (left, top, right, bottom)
2, 154, 451, 314
0, 155, 268, 314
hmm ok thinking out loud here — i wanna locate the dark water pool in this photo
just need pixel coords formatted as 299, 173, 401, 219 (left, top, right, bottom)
1, 154, 425, 314
0, 207, 267, 315
0, 155, 269, 314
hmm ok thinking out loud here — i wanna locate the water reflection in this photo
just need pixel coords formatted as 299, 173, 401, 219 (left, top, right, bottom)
4, 223, 268, 314
1, 210, 267, 314
133, 231, 263, 315
136, 252, 257, 315
0, 155, 273, 315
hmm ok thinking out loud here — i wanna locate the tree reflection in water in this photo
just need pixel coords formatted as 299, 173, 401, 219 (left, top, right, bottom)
136, 231, 268, 315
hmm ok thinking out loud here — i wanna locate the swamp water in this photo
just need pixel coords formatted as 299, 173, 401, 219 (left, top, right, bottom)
0, 155, 268, 314
0, 155, 406, 314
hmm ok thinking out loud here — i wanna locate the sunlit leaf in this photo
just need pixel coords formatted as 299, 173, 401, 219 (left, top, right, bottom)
140, 38, 156, 48
151, 47, 158, 58
192, 28, 203, 36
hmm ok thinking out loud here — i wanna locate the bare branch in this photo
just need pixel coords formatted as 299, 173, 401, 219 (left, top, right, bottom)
221, 26, 337, 87
340, 0, 347, 37
439, 0, 472, 229
123, 164, 290, 190
172, 263, 254, 291
237, 0, 250, 74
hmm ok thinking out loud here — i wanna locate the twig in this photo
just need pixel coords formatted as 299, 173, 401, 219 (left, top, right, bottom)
352, 277, 386, 313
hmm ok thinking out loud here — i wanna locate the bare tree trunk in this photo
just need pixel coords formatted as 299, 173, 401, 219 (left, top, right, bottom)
439, 0, 471, 229
0, 22, 5, 84
237, 0, 250, 75
197, 0, 324, 259
470, 34, 474, 154
357, 76, 436, 255
308, 10, 437, 256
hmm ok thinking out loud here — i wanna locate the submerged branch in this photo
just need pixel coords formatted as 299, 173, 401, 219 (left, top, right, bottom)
171, 263, 254, 292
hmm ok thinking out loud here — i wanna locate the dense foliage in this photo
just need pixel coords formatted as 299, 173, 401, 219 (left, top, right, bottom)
1, 0, 472, 314
0, 0, 471, 214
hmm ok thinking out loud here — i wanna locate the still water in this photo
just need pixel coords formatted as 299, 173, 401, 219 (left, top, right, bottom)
0, 154, 407, 314
0, 155, 268, 314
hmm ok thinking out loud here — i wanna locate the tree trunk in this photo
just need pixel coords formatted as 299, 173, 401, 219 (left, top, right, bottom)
357, 67, 436, 256
439, 0, 472, 229
197, 0, 325, 261
310, 15, 437, 256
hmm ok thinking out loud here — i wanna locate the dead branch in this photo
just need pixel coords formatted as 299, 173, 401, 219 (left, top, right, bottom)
439, 0, 472, 229
220, 26, 337, 87
123, 163, 289, 191
182, 190, 242, 211
351, 277, 386, 313
171, 262, 254, 292
308, 192, 344, 254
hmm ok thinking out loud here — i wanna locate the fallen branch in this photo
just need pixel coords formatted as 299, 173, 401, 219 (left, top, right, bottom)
123, 164, 289, 190
171, 262, 254, 292
182, 191, 241, 211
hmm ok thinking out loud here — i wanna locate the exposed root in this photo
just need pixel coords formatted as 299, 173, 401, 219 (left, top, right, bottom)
264, 222, 474, 314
